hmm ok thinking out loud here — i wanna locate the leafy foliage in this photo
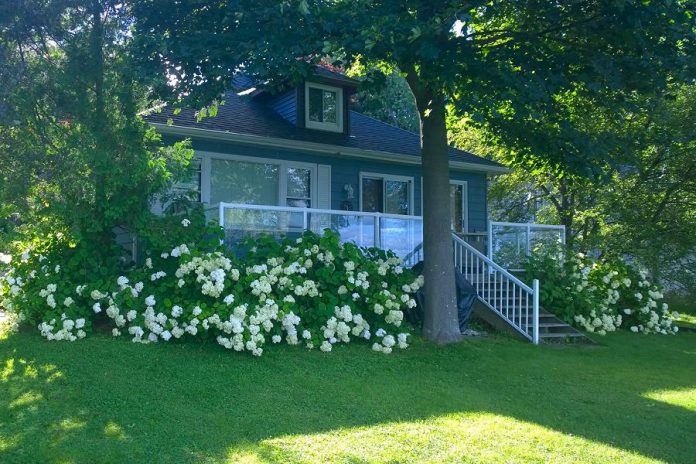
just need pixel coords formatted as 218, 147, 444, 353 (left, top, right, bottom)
524, 247, 678, 335
0, 1, 194, 266
0, 226, 422, 356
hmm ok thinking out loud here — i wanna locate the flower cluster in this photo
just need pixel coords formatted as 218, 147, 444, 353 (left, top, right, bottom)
0, 228, 422, 356
525, 248, 678, 336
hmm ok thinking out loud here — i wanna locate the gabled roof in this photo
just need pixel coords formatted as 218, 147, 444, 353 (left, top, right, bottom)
144, 91, 506, 173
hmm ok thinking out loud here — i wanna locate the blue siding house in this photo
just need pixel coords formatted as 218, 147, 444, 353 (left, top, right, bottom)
144, 68, 582, 344
145, 68, 507, 259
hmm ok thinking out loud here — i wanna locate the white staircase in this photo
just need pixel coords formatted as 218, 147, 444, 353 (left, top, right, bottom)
452, 234, 541, 344
452, 234, 590, 343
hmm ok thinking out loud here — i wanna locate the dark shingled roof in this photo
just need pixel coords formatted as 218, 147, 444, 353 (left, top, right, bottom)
144, 91, 503, 169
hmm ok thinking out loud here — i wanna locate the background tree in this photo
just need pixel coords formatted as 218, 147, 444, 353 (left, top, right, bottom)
131, 0, 696, 343
452, 84, 696, 292
0, 0, 192, 266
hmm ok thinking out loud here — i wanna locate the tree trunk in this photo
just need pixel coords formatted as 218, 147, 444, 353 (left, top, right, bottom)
416, 93, 462, 344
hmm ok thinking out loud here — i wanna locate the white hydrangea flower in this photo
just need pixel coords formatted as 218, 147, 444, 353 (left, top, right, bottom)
181, 218, 191, 227
320, 341, 332, 352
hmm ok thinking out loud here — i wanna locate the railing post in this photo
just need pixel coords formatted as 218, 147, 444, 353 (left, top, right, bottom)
487, 220, 493, 259
532, 279, 540, 345
374, 214, 381, 248
218, 203, 225, 246
303, 210, 308, 230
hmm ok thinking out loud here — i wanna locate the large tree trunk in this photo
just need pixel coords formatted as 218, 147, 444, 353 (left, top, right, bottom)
416, 92, 462, 344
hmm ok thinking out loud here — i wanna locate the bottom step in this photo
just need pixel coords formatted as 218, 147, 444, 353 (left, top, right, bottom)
540, 332, 585, 339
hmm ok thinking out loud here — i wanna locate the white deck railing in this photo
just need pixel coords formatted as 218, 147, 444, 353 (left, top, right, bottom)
488, 221, 566, 271
208, 202, 424, 265
454, 234, 540, 344
207, 203, 541, 343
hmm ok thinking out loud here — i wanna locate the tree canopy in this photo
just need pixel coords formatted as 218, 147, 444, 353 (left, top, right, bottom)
128, 0, 696, 342
0, 0, 193, 266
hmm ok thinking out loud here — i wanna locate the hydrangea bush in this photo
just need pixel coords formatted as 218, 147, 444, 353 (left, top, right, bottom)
0, 221, 422, 356
524, 248, 678, 335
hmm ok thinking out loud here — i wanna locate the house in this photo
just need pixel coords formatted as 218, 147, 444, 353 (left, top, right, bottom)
145, 68, 506, 240
144, 68, 578, 344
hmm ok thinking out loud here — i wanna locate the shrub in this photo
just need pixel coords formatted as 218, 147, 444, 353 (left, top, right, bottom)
0, 221, 422, 356
524, 247, 678, 335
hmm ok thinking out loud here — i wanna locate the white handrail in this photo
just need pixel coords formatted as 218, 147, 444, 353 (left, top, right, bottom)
453, 235, 533, 293
214, 202, 423, 221
490, 220, 567, 230
453, 234, 540, 344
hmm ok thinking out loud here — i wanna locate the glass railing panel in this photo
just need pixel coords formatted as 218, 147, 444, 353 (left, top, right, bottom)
380, 217, 423, 263
308, 212, 377, 248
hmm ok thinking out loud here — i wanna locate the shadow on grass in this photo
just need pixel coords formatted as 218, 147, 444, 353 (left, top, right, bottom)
0, 331, 695, 463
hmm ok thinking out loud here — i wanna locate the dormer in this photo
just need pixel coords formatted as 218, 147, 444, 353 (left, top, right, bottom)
262, 68, 359, 136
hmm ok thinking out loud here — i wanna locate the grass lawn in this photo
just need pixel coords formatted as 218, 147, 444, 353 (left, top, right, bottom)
676, 313, 696, 329
0, 330, 695, 464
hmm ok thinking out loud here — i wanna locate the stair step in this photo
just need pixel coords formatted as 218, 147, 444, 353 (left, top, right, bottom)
539, 332, 585, 338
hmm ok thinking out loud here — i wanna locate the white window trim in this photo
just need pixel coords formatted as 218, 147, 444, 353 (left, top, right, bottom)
359, 172, 415, 216
304, 81, 344, 133
198, 150, 318, 208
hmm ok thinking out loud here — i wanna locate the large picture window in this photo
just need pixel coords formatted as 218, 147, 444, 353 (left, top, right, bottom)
208, 156, 318, 209
360, 173, 413, 215
305, 82, 343, 133
210, 159, 280, 206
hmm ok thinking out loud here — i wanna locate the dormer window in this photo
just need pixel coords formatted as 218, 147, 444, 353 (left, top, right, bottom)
305, 82, 343, 133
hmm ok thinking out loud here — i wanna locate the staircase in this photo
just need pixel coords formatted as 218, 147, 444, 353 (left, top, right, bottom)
452, 234, 591, 344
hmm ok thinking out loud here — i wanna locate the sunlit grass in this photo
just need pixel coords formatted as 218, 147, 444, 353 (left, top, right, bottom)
0, 330, 695, 463
676, 312, 696, 329
644, 387, 696, 412
225, 413, 661, 464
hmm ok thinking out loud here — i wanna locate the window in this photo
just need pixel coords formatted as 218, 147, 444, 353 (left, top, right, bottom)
419, 178, 469, 233
305, 82, 343, 132
286, 167, 312, 208
208, 156, 318, 208
450, 181, 469, 233
360, 173, 413, 215
173, 157, 202, 202
210, 159, 280, 206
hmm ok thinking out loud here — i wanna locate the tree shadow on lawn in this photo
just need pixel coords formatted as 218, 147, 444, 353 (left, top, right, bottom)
0, 331, 695, 463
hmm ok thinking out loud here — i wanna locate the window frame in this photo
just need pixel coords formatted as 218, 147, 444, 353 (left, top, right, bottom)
449, 180, 469, 234
304, 81, 344, 133
359, 172, 414, 216
199, 151, 318, 208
